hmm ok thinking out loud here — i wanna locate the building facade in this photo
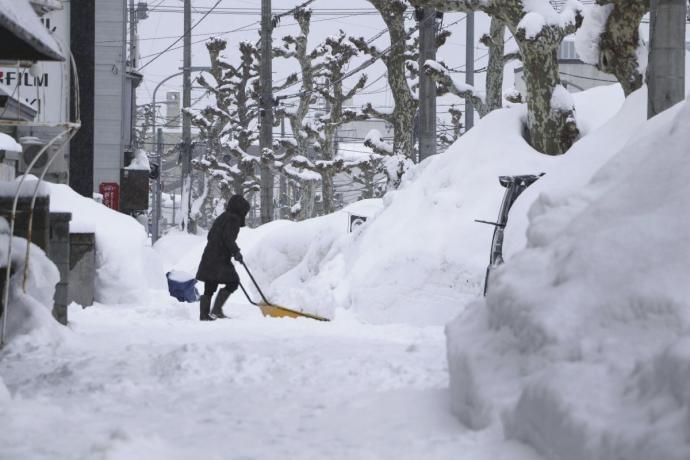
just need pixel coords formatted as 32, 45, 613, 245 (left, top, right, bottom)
71, 0, 132, 197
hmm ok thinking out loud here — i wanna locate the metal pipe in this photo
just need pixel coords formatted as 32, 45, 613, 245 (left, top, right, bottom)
21, 128, 79, 292
1, 128, 72, 346
0, 52, 82, 347
21, 52, 82, 291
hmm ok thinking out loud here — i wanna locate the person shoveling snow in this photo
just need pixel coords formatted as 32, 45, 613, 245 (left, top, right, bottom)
195, 195, 251, 321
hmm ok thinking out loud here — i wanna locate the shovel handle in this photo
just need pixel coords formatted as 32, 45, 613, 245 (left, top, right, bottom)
238, 260, 273, 306
237, 280, 260, 306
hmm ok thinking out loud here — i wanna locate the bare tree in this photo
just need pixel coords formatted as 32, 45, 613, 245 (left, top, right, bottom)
189, 38, 262, 227
575, 0, 649, 96
352, 0, 419, 160
284, 31, 379, 214
481, 17, 521, 111
412, 0, 584, 155
273, 6, 328, 220
301, 31, 369, 214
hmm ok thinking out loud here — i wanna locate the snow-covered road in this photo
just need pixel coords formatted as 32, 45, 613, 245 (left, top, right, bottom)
0, 298, 537, 460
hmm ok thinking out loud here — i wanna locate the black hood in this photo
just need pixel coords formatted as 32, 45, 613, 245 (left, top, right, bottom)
226, 195, 251, 227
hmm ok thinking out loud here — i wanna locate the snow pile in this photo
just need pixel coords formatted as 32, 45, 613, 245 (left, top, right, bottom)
0, 133, 21, 153
0, 175, 49, 198
125, 149, 151, 171
48, 183, 166, 304
242, 85, 623, 325
504, 86, 646, 255
162, 84, 625, 326
0, 219, 61, 345
517, 0, 583, 39
153, 229, 207, 272
164, 202, 383, 317
445, 97, 690, 459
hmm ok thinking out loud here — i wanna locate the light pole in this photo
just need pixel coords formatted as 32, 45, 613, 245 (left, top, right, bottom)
150, 67, 210, 243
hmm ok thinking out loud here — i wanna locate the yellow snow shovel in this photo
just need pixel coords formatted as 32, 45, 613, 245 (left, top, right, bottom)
237, 260, 330, 322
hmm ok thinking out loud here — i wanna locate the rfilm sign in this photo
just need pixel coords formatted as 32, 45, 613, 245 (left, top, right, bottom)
0, 5, 70, 123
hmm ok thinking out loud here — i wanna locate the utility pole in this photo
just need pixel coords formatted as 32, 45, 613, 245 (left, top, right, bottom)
648, 0, 686, 119
260, 0, 274, 224
182, 0, 193, 232
279, 116, 288, 218
128, 0, 137, 152
418, 7, 437, 162
465, 12, 475, 131
153, 128, 163, 243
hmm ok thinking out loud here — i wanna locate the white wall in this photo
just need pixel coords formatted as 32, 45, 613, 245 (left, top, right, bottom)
93, 0, 126, 189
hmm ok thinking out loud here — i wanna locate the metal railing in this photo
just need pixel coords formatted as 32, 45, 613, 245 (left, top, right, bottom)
0, 51, 81, 347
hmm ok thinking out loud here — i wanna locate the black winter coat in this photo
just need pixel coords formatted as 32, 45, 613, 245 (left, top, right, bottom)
196, 196, 250, 284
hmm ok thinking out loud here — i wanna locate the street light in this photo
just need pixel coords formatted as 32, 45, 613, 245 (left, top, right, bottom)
150, 66, 211, 243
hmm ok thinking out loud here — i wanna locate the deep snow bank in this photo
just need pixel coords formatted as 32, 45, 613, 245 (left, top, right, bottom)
446, 98, 690, 459
162, 85, 624, 325
48, 183, 166, 304
0, 219, 61, 345
241, 85, 623, 325
163, 201, 383, 315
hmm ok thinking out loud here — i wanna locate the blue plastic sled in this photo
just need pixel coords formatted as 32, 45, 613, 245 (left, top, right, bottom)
166, 271, 200, 303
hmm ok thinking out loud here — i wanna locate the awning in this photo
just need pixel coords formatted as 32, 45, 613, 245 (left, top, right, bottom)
0, 0, 64, 62
0, 87, 38, 121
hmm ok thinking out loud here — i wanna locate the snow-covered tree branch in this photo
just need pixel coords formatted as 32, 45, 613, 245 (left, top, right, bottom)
411, 0, 585, 155
353, 0, 419, 160
575, 0, 648, 97
424, 60, 489, 117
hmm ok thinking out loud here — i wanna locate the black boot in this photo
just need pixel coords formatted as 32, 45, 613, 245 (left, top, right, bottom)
211, 288, 232, 319
200, 295, 215, 321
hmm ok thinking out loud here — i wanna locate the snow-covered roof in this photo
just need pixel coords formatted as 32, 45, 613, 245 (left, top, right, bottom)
0, 0, 64, 62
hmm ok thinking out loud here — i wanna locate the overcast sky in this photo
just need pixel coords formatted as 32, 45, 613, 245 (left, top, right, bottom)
136, 0, 510, 125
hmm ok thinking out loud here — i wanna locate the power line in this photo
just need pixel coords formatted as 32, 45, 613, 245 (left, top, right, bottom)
138, 0, 224, 71
137, 12, 371, 61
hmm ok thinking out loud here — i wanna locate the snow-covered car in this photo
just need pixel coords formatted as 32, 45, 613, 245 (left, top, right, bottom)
477, 173, 544, 295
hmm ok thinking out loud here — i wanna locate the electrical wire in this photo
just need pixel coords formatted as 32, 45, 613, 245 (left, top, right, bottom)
138, 0, 224, 71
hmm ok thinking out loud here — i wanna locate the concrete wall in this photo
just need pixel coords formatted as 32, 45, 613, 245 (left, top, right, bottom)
49, 212, 71, 325
93, 0, 126, 190
68, 232, 95, 308
0, 196, 50, 251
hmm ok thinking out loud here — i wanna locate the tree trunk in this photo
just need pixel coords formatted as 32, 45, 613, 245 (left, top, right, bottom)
367, 0, 417, 159
598, 1, 649, 97
485, 18, 506, 112
521, 45, 579, 155
321, 173, 335, 215
299, 182, 316, 220
363, 169, 376, 199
